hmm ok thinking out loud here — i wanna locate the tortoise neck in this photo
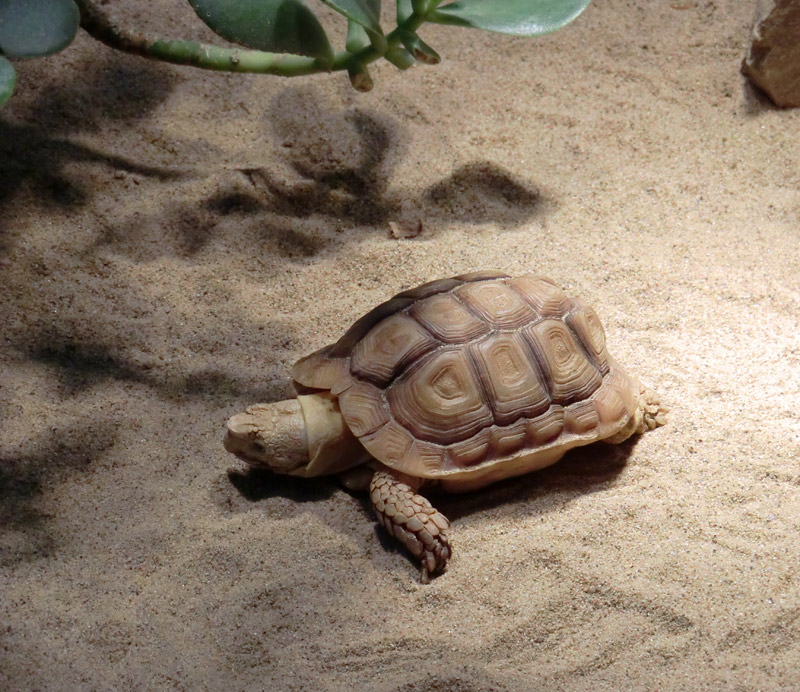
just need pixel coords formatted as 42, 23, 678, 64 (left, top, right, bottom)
291, 391, 370, 477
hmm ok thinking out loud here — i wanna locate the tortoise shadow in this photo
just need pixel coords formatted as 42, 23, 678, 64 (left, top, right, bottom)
216, 467, 377, 555
217, 436, 636, 576
220, 440, 630, 512
372, 439, 635, 575
436, 439, 635, 523
224, 467, 335, 505
219, 464, 423, 575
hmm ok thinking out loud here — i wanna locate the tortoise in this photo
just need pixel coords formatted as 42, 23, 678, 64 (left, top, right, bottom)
223, 271, 667, 581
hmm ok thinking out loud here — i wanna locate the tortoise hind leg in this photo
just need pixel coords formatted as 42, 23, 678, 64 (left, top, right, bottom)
637, 386, 669, 433
369, 469, 451, 583
605, 385, 669, 444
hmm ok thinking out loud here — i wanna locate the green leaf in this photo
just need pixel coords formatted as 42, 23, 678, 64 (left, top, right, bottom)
0, 0, 79, 59
347, 60, 373, 91
429, 0, 591, 36
0, 55, 16, 106
384, 46, 415, 70
320, 0, 382, 35
400, 30, 440, 64
188, 0, 334, 63
345, 19, 370, 52
411, 0, 429, 14
396, 0, 413, 24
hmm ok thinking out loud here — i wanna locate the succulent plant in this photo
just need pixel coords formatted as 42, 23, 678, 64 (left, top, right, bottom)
0, 0, 591, 106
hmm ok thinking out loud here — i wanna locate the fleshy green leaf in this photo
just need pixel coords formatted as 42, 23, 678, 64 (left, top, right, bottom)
429, 0, 591, 36
0, 0, 79, 59
400, 30, 440, 64
396, 0, 413, 24
347, 60, 373, 91
0, 55, 16, 106
320, 0, 381, 34
411, 0, 429, 14
384, 46, 415, 70
345, 19, 370, 52
188, 0, 333, 63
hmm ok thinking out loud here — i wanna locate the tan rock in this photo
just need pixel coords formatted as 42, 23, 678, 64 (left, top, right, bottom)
742, 0, 800, 107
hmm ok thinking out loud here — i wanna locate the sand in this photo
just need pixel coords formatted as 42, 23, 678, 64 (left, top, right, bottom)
2, 0, 800, 689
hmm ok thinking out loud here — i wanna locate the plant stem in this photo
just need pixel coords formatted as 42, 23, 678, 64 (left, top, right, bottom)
343, 13, 427, 72
75, 0, 324, 75
74, 0, 430, 87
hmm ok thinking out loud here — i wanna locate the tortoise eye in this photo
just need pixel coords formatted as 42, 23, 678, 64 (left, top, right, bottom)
252, 440, 266, 454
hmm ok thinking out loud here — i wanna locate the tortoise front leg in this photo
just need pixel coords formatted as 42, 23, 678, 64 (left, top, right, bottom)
369, 469, 451, 583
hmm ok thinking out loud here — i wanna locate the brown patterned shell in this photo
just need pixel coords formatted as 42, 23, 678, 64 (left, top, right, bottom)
292, 272, 641, 479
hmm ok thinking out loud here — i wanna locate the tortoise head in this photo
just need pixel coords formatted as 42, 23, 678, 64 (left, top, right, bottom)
223, 401, 309, 473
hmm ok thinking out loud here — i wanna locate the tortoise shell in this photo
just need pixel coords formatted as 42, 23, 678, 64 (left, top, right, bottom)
293, 272, 640, 481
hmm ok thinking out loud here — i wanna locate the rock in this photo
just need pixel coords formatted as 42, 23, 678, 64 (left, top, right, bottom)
742, 0, 800, 107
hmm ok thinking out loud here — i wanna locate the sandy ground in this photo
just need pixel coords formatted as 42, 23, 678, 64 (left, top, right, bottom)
2, 0, 800, 689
